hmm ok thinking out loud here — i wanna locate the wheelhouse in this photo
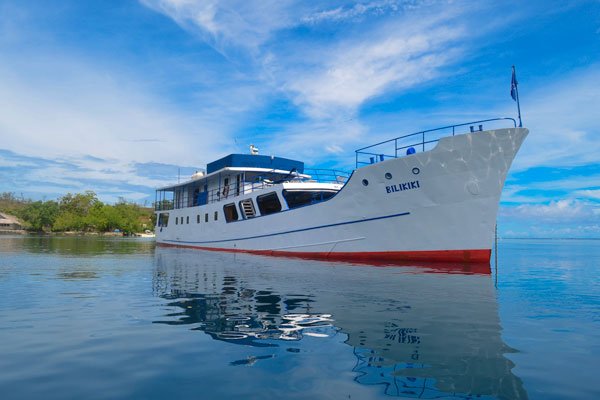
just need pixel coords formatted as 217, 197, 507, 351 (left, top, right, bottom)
154, 153, 349, 227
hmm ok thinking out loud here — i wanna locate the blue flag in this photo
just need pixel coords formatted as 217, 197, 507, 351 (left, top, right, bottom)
511, 68, 518, 101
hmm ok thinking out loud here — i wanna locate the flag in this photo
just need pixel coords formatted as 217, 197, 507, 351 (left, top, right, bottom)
510, 67, 518, 101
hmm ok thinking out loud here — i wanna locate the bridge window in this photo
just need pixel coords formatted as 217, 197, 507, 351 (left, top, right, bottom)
282, 190, 337, 209
256, 192, 282, 216
197, 214, 200, 223
223, 203, 239, 223
205, 213, 208, 222
186, 216, 189, 224
214, 211, 218, 221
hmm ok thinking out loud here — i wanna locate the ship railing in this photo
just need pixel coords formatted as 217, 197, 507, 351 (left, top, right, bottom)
154, 171, 350, 211
354, 117, 517, 168
154, 167, 353, 211
155, 199, 174, 211
303, 168, 351, 184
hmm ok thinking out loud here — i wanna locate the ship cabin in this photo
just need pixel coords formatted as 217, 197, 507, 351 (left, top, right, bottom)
154, 153, 349, 228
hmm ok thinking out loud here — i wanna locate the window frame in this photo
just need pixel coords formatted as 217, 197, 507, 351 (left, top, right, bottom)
223, 203, 239, 223
256, 192, 282, 216
282, 189, 337, 210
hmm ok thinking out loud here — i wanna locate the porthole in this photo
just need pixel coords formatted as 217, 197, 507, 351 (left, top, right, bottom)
362, 179, 369, 186
412, 167, 420, 175
385, 172, 392, 180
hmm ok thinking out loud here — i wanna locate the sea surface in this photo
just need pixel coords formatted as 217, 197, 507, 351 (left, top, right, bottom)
0, 235, 598, 400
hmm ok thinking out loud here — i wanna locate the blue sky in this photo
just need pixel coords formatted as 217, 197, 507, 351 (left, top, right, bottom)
0, 0, 599, 237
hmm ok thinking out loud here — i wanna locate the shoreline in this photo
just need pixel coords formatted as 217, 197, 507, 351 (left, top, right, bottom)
0, 230, 154, 237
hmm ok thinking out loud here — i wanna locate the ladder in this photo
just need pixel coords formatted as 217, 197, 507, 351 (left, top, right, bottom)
240, 199, 256, 219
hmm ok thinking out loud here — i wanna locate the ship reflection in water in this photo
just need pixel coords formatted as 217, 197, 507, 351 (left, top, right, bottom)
153, 248, 527, 399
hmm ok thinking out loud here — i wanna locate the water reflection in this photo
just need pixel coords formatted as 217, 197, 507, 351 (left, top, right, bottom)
153, 248, 527, 399
0, 235, 154, 255
56, 271, 99, 280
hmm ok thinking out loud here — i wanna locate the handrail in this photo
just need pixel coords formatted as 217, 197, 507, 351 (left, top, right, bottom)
154, 168, 350, 211
304, 168, 351, 184
355, 117, 517, 168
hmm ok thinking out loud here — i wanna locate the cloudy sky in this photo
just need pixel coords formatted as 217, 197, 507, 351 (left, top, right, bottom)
1, 0, 599, 237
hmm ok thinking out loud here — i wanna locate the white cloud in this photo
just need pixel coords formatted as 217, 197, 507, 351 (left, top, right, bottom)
0, 57, 231, 166
139, 0, 484, 171
501, 173, 600, 204
508, 66, 600, 171
574, 189, 600, 201
283, 23, 465, 118
142, 1, 471, 119
140, 0, 303, 53
302, 0, 420, 24
502, 199, 600, 222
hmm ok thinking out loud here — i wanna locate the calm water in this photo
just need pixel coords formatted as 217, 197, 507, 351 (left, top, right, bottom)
0, 236, 598, 399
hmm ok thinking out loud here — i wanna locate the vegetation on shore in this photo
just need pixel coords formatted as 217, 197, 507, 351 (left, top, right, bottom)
0, 191, 154, 233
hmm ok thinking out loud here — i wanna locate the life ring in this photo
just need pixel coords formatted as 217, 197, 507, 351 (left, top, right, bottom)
222, 185, 230, 198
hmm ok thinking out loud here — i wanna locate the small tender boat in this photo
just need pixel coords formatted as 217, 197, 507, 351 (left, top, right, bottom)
155, 118, 527, 263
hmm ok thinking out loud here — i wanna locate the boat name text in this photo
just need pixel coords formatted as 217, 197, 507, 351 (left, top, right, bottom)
386, 180, 420, 194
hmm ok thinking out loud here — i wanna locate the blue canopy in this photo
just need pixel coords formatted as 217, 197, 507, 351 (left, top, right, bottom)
207, 154, 304, 174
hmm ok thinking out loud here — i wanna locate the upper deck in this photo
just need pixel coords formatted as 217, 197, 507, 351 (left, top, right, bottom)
155, 117, 516, 212
155, 153, 349, 212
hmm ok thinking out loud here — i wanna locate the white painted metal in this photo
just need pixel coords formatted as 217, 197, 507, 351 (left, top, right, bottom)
156, 128, 528, 254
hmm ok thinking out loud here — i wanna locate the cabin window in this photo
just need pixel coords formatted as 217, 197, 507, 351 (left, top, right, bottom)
256, 192, 282, 216
158, 213, 169, 227
223, 203, 239, 223
283, 190, 337, 209
214, 211, 218, 221
186, 216, 189, 224
197, 214, 200, 223
205, 213, 208, 222
175, 217, 178, 225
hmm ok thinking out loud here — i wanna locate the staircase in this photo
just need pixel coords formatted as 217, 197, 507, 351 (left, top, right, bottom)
240, 199, 256, 219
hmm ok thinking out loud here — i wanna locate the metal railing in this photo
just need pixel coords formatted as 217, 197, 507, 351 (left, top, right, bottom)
154, 168, 351, 211
354, 118, 517, 168
304, 168, 350, 184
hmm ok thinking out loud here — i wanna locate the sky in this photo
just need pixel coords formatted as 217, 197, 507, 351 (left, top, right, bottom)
0, 0, 599, 237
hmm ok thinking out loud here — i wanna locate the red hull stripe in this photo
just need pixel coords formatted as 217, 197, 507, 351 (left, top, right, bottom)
157, 242, 491, 264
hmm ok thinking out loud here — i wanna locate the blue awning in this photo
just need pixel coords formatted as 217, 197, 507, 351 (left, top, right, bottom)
207, 154, 304, 174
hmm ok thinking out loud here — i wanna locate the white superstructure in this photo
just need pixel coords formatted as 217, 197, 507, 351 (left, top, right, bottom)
155, 118, 527, 263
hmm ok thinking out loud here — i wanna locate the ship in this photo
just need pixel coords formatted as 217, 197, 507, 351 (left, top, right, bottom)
155, 118, 527, 263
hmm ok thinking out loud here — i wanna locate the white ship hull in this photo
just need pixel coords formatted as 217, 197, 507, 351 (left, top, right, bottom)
156, 127, 528, 263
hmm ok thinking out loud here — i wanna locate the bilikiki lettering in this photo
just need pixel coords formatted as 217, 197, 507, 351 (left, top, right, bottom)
386, 180, 420, 194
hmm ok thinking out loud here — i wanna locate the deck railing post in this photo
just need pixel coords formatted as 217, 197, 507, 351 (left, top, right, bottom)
422, 132, 425, 152
395, 139, 398, 158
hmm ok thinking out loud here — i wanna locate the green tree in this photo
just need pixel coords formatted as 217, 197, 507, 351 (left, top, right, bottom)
18, 201, 59, 231
55, 191, 102, 231
0, 192, 28, 215
52, 211, 81, 232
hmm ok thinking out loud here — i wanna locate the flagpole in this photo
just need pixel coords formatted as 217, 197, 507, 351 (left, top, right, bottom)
512, 65, 523, 127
